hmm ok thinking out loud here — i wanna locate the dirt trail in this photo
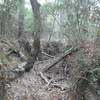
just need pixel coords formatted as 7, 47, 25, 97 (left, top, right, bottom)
5, 60, 71, 100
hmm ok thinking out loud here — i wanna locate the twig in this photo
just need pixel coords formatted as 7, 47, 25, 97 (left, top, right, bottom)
50, 83, 69, 91
41, 52, 55, 58
38, 72, 49, 84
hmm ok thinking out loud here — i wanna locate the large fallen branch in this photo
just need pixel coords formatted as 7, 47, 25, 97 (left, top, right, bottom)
42, 44, 83, 72
0, 43, 82, 82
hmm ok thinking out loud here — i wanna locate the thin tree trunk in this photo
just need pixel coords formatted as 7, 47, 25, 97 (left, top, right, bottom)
0, 12, 6, 36
18, 0, 25, 38
0, 0, 9, 36
24, 0, 42, 71
30, 0, 41, 48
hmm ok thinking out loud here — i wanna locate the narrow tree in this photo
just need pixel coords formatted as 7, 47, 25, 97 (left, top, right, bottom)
0, 12, 5, 36
18, 0, 25, 38
24, 0, 42, 71
30, 0, 41, 51
0, 0, 8, 36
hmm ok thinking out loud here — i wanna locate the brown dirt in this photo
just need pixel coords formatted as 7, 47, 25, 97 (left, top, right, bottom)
5, 60, 72, 100
1, 40, 99, 100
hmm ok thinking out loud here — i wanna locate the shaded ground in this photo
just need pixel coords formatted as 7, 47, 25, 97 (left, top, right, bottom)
5, 60, 72, 100
0, 39, 100, 100
0, 39, 71, 100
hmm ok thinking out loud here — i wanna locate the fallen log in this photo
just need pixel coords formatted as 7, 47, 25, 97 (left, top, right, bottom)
0, 43, 82, 82
42, 44, 83, 72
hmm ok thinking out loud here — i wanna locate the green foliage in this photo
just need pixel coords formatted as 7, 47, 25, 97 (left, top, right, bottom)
0, 0, 18, 13
76, 54, 90, 69
91, 54, 100, 67
88, 68, 100, 95
0, 51, 11, 67
87, 54, 100, 95
97, 90, 100, 95
42, 0, 99, 44
97, 29, 100, 34
75, 52, 100, 95
1, 56, 10, 66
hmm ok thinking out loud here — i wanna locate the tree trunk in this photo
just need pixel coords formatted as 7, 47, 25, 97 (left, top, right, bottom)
30, 0, 41, 48
23, 0, 42, 71
0, 0, 10, 36
18, 0, 25, 38
0, 12, 6, 36
30, 0, 41, 54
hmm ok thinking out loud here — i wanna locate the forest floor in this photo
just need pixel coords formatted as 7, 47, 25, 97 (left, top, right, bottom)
0, 38, 100, 100
5, 60, 72, 100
